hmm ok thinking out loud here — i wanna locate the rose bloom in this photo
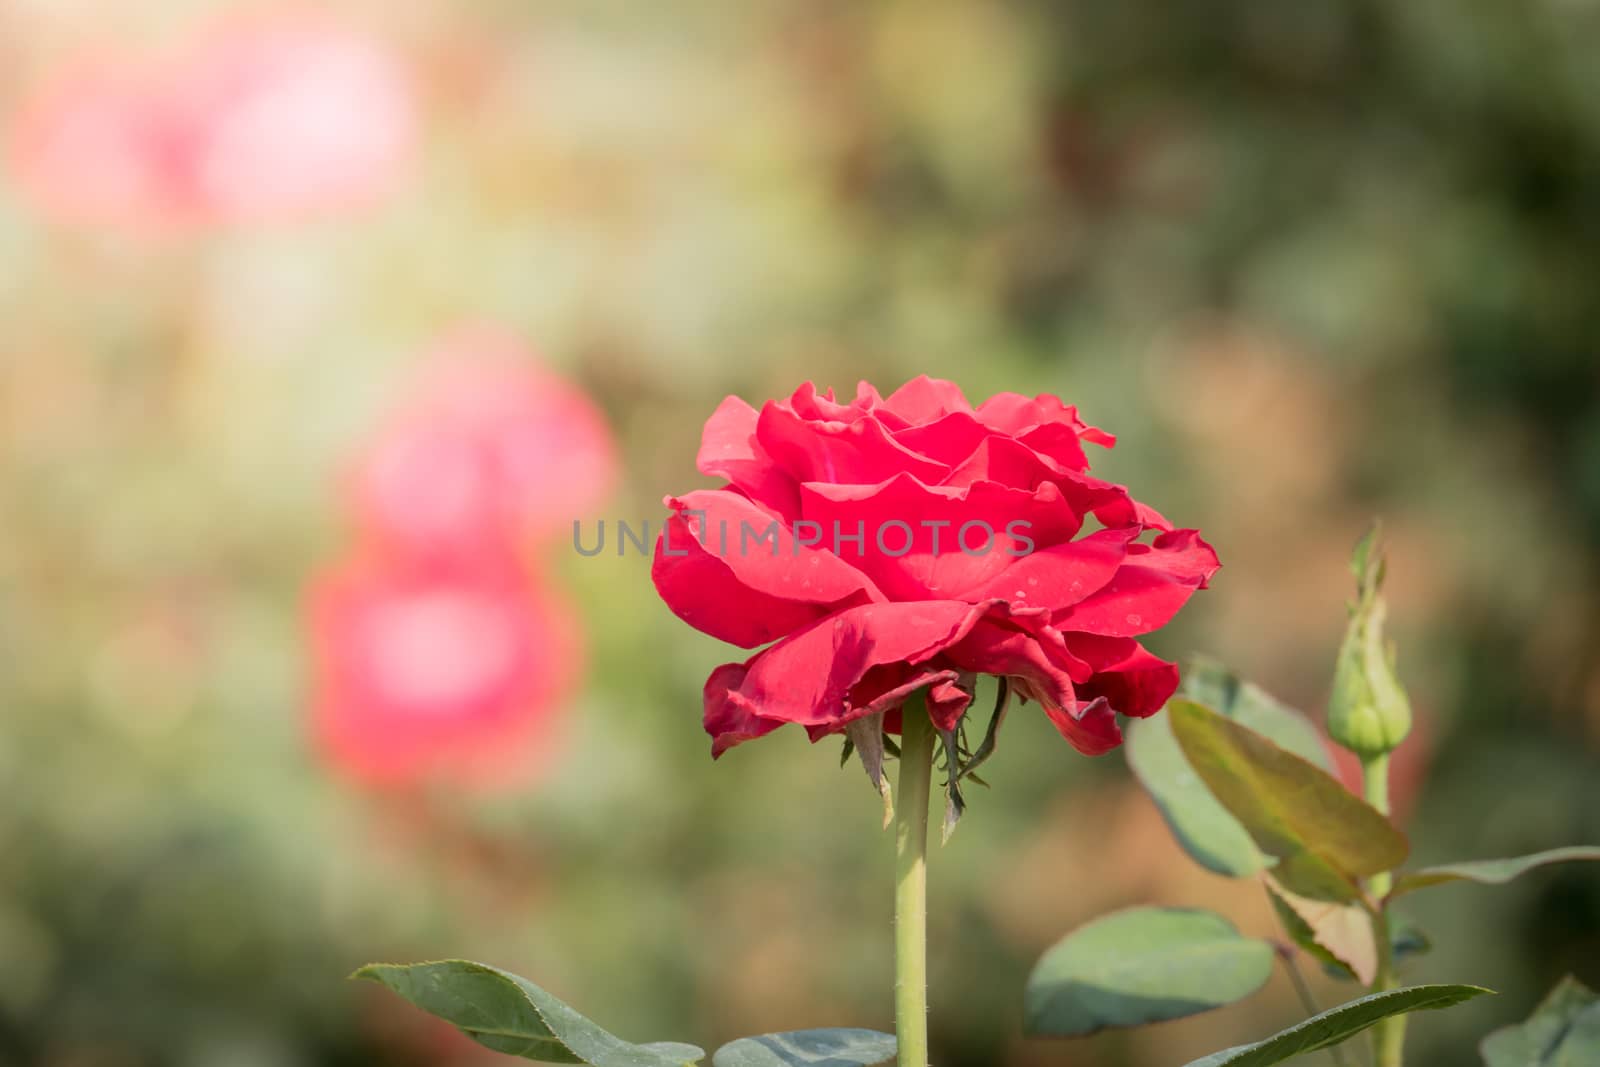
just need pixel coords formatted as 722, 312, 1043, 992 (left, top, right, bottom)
348, 332, 618, 562
652, 376, 1219, 757
309, 550, 580, 789
8, 12, 414, 229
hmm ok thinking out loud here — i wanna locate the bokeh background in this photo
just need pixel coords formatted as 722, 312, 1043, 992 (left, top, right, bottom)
3, 2, 1599, 1065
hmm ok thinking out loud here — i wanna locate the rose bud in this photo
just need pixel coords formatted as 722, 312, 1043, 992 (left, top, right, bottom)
1327, 523, 1413, 759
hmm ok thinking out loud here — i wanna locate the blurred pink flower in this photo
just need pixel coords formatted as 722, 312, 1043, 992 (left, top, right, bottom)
309, 551, 580, 789
349, 332, 619, 562
8, 58, 190, 230
8, 11, 416, 229
175, 12, 417, 223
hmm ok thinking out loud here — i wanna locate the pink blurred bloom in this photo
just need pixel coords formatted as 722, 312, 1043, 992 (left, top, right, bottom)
8, 11, 416, 229
349, 332, 619, 562
176, 12, 417, 223
309, 551, 580, 789
8, 59, 191, 230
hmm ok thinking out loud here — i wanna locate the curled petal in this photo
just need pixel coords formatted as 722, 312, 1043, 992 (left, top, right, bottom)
1043, 696, 1123, 755
757, 401, 948, 486
703, 661, 782, 757
1016, 422, 1092, 473
785, 380, 869, 423
942, 617, 1089, 712
1053, 528, 1220, 637
975, 392, 1116, 448
1131, 529, 1222, 588
1066, 634, 1181, 718
883, 375, 975, 424
696, 395, 800, 516
801, 664, 967, 739
652, 489, 882, 647
701, 600, 997, 755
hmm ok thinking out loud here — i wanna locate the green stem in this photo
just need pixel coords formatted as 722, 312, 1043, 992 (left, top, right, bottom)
1362, 753, 1404, 1067
894, 695, 936, 1067
1276, 945, 1350, 1067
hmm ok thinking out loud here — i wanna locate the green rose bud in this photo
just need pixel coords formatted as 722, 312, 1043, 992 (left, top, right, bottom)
1327, 523, 1412, 758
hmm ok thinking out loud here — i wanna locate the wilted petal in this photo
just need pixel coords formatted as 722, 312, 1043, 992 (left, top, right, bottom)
1042, 696, 1123, 755
704, 661, 783, 757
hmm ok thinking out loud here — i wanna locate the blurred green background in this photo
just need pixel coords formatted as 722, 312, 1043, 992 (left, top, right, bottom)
2, 2, 1599, 1065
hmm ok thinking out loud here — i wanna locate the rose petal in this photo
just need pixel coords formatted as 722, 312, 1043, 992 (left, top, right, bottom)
1043, 696, 1123, 755
1130, 528, 1222, 587
701, 600, 998, 754
1066, 634, 1181, 718
785, 381, 861, 423
697, 395, 801, 516
1053, 530, 1220, 636
890, 411, 995, 468
942, 617, 1090, 715
703, 661, 783, 756
757, 401, 949, 486
1017, 422, 1092, 473
799, 473, 1081, 600
653, 489, 883, 646
651, 517, 846, 649
963, 526, 1136, 608
882, 375, 975, 424
976, 392, 1115, 448
801, 664, 965, 740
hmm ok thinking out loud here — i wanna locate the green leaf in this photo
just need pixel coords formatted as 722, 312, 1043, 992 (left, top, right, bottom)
1126, 658, 1330, 878
1296, 911, 1430, 983
1389, 846, 1600, 899
711, 1029, 896, 1067
1178, 984, 1494, 1066
1023, 907, 1274, 1037
1178, 659, 1339, 772
1264, 877, 1376, 985
353, 960, 704, 1065
1480, 975, 1600, 1067
1167, 699, 1408, 901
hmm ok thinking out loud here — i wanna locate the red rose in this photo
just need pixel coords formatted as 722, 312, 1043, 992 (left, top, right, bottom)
309, 550, 579, 789
652, 376, 1219, 757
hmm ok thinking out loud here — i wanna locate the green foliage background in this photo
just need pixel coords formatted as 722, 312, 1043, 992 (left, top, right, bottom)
2, 2, 1598, 1065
